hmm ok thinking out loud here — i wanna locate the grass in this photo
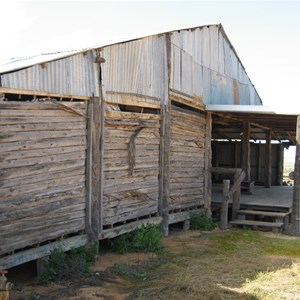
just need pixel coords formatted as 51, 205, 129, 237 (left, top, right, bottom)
13, 229, 300, 300
123, 229, 300, 300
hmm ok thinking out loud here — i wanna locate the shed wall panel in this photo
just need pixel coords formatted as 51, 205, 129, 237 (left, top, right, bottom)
0, 101, 87, 255
102, 108, 160, 226
0, 52, 98, 97
102, 35, 167, 103
169, 105, 206, 210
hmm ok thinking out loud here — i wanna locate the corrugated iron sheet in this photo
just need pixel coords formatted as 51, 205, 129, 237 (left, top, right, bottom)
0, 51, 99, 97
170, 25, 262, 105
102, 35, 168, 102
0, 23, 262, 105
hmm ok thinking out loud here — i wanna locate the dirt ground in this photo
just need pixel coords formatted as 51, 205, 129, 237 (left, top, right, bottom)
7, 228, 300, 300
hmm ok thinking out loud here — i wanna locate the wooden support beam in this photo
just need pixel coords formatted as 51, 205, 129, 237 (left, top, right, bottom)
242, 121, 251, 181
277, 144, 284, 185
257, 142, 262, 182
220, 179, 230, 230
159, 33, 171, 236
204, 112, 212, 216
88, 97, 101, 240
264, 129, 272, 188
231, 170, 246, 220
291, 116, 300, 235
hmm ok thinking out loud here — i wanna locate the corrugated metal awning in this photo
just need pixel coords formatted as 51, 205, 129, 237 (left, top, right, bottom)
206, 105, 299, 144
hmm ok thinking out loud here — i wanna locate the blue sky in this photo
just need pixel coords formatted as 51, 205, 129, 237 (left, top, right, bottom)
1, 1, 300, 113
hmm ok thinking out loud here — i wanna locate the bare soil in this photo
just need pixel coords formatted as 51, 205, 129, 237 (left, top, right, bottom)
7, 229, 300, 300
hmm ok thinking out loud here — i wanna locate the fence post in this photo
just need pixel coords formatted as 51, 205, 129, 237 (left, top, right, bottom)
220, 179, 230, 230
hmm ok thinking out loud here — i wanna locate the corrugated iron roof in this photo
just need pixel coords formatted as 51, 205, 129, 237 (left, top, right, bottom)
0, 23, 233, 75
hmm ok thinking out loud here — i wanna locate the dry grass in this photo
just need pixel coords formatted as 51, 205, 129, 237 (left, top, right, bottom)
126, 229, 300, 300
10, 229, 300, 300
242, 262, 300, 300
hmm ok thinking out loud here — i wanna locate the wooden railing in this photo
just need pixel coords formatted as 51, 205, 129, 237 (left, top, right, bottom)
211, 167, 246, 230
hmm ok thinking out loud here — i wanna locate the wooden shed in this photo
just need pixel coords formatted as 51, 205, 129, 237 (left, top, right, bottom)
1, 24, 297, 270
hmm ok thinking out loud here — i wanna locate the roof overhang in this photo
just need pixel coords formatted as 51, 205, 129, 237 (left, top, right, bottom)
206, 105, 299, 145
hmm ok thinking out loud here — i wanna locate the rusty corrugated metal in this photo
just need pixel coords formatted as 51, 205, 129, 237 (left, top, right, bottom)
170, 25, 262, 105
0, 51, 99, 97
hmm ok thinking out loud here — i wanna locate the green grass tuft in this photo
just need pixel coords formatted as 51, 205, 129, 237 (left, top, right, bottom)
190, 213, 216, 231
108, 224, 164, 254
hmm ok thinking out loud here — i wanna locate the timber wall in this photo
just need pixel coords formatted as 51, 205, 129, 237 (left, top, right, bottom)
169, 104, 206, 211
0, 101, 87, 257
102, 107, 161, 228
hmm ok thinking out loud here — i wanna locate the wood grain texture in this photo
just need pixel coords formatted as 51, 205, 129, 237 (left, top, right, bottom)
0, 101, 87, 256
169, 104, 206, 210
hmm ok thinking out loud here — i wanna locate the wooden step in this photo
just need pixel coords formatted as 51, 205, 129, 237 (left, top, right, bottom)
230, 219, 284, 228
237, 210, 290, 218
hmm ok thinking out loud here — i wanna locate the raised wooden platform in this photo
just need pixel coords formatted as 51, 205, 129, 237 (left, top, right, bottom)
212, 185, 293, 232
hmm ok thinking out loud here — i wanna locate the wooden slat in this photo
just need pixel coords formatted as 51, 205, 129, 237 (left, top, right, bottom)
230, 219, 283, 228
0, 122, 86, 132
0, 235, 89, 270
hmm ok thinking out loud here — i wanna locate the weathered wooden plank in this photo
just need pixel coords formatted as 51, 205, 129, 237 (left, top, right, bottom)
204, 112, 212, 215
168, 200, 204, 210
104, 201, 158, 216
0, 220, 85, 255
1, 198, 85, 223
104, 175, 158, 188
0, 116, 86, 125
0, 182, 85, 205
0, 136, 86, 152
0, 174, 85, 197
0, 101, 86, 111
0, 187, 85, 211
104, 167, 158, 179
0, 159, 85, 180
0, 109, 80, 117
0, 189, 84, 213
0, 166, 85, 189
0, 129, 86, 142
1, 205, 85, 233
104, 143, 159, 151
90, 97, 101, 240
100, 217, 162, 239
0, 234, 88, 270
105, 128, 159, 138
104, 179, 158, 194
105, 110, 160, 121
0, 151, 86, 169
0, 145, 86, 161
0, 122, 86, 132
104, 150, 159, 159
171, 106, 205, 121
104, 137, 160, 145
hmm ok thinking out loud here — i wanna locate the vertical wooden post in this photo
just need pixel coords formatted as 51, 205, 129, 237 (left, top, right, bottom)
257, 142, 262, 182
234, 141, 238, 169
264, 129, 272, 188
220, 179, 230, 230
86, 100, 94, 239
277, 144, 284, 186
85, 97, 101, 241
204, 112, 212, 216
232, 170, 241, 220
159, 33, 171, 236
291, 116, 300, 235
242, 121, 251, 182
